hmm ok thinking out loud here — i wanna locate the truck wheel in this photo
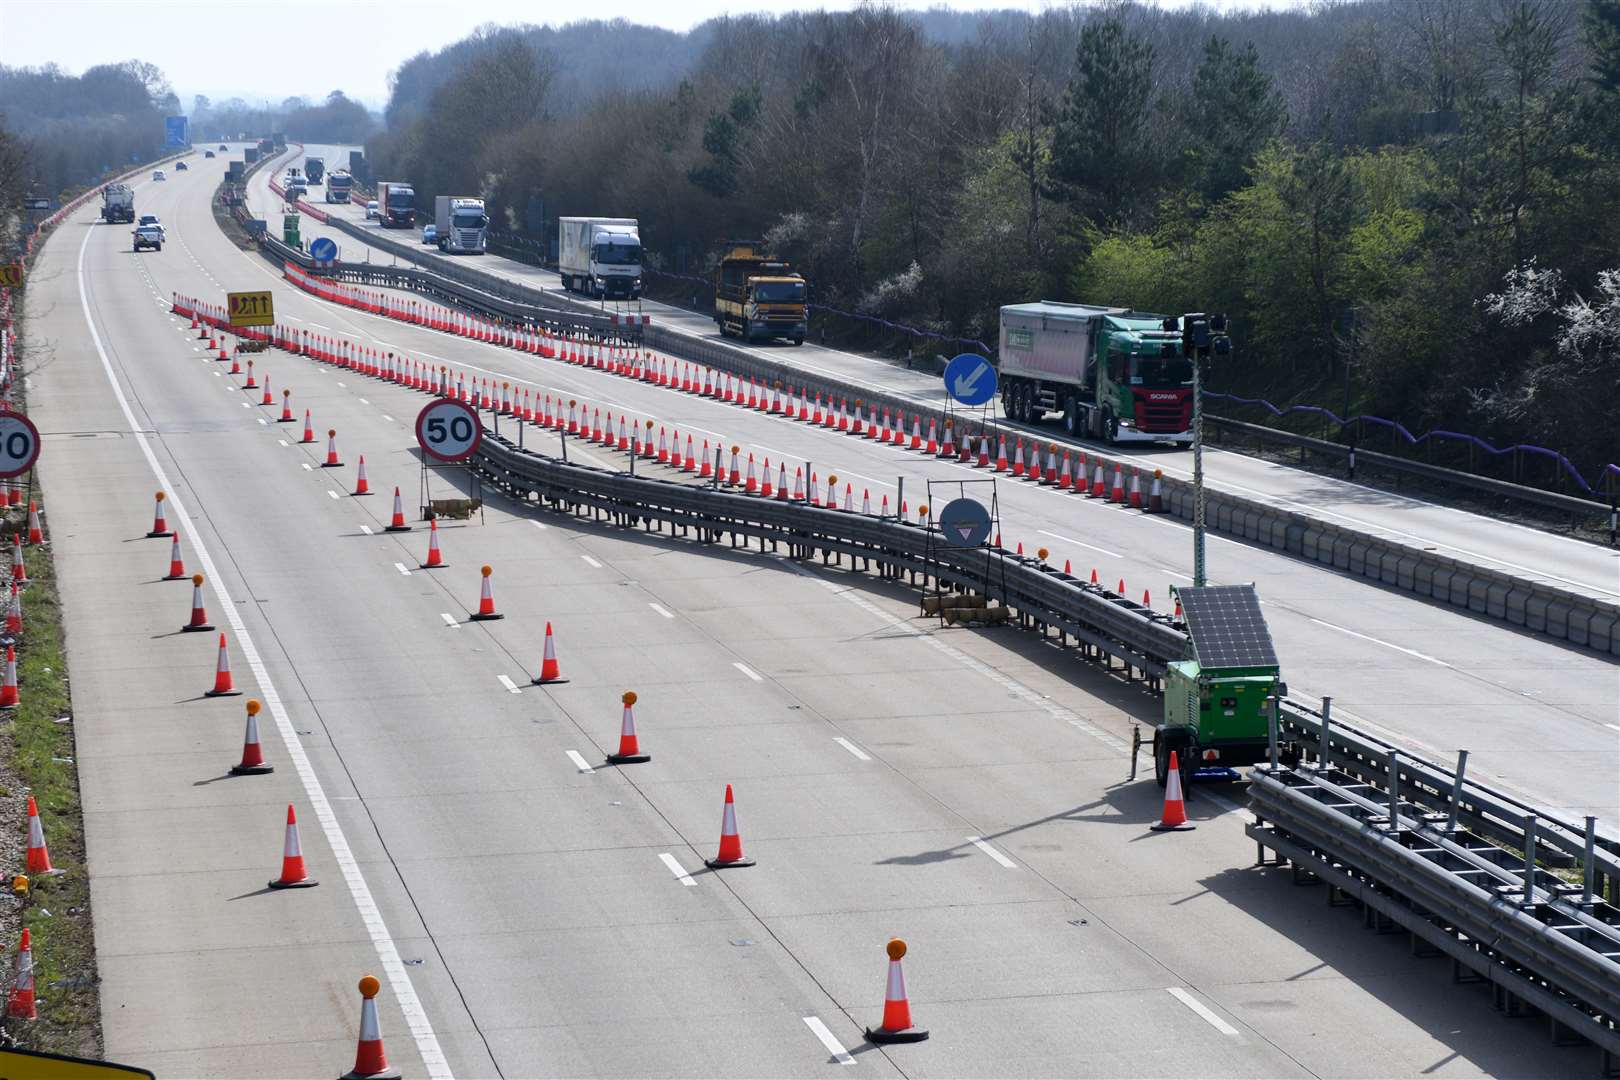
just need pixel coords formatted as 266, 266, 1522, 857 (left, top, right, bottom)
1153, 737, 1168, 787
1062, 396, 1079, 436
792, 336, 804, 346
1103, 407, 1119, 443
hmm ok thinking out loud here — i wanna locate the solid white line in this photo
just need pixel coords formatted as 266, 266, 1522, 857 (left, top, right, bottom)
1167, 987, 1240, 1036
833, 737, 870, 761
393, 562, 411, 576
648, 602, 674, 619
497, 674, 522, 694
802, 1016, 856, 1065
566, 750, 595, 773
581, 555, 602, 568
658, 852, 697, 887
74, 225, 451, 1078
359, 524, 374, 535
1308, 618, 1451, 668
967, 836, 1018, 869
1037, 528, 1122, 559
327, 490, 341, 500
440, 613, 459, 628
732, 661, 762, 682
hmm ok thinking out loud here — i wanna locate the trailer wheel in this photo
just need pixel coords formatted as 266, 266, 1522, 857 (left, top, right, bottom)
1103, 406, 1119, 443
1153, 730, 1194, 789
1062, 396, 1079, 436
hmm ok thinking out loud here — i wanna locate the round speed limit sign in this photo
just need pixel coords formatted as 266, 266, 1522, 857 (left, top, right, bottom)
0, 410, 42, 479
415, 398, 482, 463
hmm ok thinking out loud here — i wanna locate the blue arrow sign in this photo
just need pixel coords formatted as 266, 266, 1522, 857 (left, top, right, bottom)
937, 497, 992, 548
944, 353, 997, 407
309, 237, 337, 264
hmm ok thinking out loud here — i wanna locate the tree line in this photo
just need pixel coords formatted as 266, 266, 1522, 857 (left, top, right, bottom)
369, 0, 1620, 479
0, 61, 178, 196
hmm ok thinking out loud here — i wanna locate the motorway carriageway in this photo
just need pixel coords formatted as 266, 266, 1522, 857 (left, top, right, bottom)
252, 148, 1618, 824
18, 146, 1600, 1077
289, 144, 1619, 609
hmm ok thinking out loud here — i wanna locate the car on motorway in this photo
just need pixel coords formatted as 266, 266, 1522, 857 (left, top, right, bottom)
152, 169, 165, 181
175, 161, 188, 171
204, 150, 215, 158
365, 199, 379, 220
137, 214, 164, 237
218, 143, 228, 151
421, 224, 437, 245
132, 224, 163, 252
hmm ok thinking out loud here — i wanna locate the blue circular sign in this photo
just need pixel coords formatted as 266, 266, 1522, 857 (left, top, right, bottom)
937, 497, 992, 548
309, 237, 337, 264
944, 353, 997, 407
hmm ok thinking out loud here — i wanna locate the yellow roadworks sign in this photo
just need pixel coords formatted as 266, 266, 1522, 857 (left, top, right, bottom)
227, 289, 274, 327
0, 264, 22, 288
0, 1046, 155, 1079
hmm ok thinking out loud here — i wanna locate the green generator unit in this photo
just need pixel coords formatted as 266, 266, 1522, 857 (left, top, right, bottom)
282, 212, 300, 249
1154, 584, 1287, 787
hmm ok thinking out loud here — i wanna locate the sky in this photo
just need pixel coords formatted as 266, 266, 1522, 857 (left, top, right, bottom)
0, 0, 1300, 110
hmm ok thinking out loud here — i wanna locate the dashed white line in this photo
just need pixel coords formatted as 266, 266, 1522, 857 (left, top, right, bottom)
1308, 618, 1451, 668
1167, 987, 1240, 1035
1606, 724, 1620, 733
336, 381, 347, 388
278, 439, 289, 447
566, 750, 595, 773
581, 555, 602, 568
301, 463, 313, 471
648, 602, 674, 619
967, 836, 1018, 869
732, 661, 762, 681
1037, 529, 1122, 559
327, 490, 341, 500
358, 397, 369, 405
257, 417, 268, 425
833, 737, 870, 761
802, 1016, 856, 1065
440, 613, 459, 628
393, 562, 411, 576
497, 674, 522, 694
359, 524, 374, 535
382, 415, 395, 423
658, 852, 697, 887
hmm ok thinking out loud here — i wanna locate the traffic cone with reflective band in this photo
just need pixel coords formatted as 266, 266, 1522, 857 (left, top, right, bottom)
385, 488, 411, 532
0, 646, 16, 708
24, 796, 59, 875
205, 632, 242, 697
705, 784, 754, 868
7, 929, 36, 1020
268, 804, 318, 888
606, 691, 649, 764
146, 491, 173, 538
231, 699, 274, 775
25, 502, 42, 545
1148, 470, 1164, 513
532, 622, 566, 684
341, 975, 402, 1080
323, 430, 343, 467
1151, 750, 1195, 831
420, 518, 445, 568
1110, 463, 1126, 503
279, 389, 295, 422
181, 573, 214, 632
865, 939, 928, 1043
300, 411, 316, 444
352, 456, 371, 495
5, 584, 20, 637
1128, 468, 1143, 508
468, 565, 502, 621
162, 532, 186, 580
262, 376, 274, 406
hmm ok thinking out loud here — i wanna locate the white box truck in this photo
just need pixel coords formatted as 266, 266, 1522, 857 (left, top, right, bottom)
101, 183, 135, 223
434, 195, 488, 254
558, 217, 641, 299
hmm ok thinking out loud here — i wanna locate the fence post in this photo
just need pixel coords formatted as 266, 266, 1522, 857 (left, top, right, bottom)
1318, 696, 1332, 766
1522, 814, 1538, 904
1445, 749, 1469, 834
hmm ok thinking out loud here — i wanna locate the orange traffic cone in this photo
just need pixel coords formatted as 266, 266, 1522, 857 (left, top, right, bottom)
606, 691, 649, 764
5, 583, 20, 637
865, 939, 928, 1043
6, 928, 36, 1020
268, 804, 318, 888
300, 410, 316, 444
162, 531, 187, 580
231, 699, 274, 775
181, 573, 214, 632
1151, 750, 1196, 832
341, 975, 401, 1079
146, 490, 173, 538
467, 565, 502, 621
25, 501, 42, 545
0, 645, 16, 708
419, 518, 445, 568
352, 455, 372, 495
532, 621, 567, 684
279, 389, 295, 422
384, 487, 412, 532
205, 632, 242, 697
705, 784, 755, 868
8, 535, 23, 586
24, 796, 60, 875
323, 429, 343, 467
1148, 469, 1165, 513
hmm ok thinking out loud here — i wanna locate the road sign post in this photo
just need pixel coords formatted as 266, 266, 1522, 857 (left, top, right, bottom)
227, 291, 274, 328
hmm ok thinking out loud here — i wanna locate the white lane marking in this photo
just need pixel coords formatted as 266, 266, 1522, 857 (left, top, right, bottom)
382, 415, 395, 423
1606, 724, 1620, 733
659, 852, 697, 887
833, 737, 871, 761
440, 613, 459, 628
1167, 987, 1240, 1036
497, 674, 522, 694
968, 836, 1018, 869
1038, 529, 1121, 559
257, 417, 268, 425
358, 397, 369, 405
393, 562, 411, 576
732, 661, 762, 682
336, 381, 346, 388
277, 439, 289, 447
73, 226, 452, 1078
566, 750, 596, 774
359, 525, 374, 535
327, 490, 341, 500
308, 322, 331, 330
648, 602, 674, 619
1308, 618, 1452, 668
581, 555, 602, 568
530, 521, 547, 530
301, 462, 313, 471
802, 1016, 856, 1065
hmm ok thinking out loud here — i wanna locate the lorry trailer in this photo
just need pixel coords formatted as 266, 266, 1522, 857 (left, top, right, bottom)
101, 183, 135, 224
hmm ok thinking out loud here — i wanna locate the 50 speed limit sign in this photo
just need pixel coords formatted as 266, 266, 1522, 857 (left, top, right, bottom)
0, 410, 42, 479
415, 398, 482, 463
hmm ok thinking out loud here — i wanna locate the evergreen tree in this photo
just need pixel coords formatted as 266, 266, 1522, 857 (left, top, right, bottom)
1186, 37, 1287, 202
1050, 16, 1158, 223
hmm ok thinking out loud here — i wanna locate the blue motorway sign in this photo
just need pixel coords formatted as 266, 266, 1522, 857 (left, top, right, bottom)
944, 353, 997, 407
937, 497, 992, 548
309, 237, 337, 264
164, 115, 190, 149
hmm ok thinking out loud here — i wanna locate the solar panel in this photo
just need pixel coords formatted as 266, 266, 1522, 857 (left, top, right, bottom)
1176, 585, 1278, 669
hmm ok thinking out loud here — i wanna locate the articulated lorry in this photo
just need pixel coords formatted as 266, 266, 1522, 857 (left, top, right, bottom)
714, 241, 807, 345
375, 181, 416, 228
559, 217, 641, 299
101, 183, 135, 223
997, 301, 1194, 444
325, 171, 352, 203
304, 156, 325, 184
434, 196, 488, 254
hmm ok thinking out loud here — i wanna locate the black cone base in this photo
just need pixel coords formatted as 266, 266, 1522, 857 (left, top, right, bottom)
321, 461, 344, 468
230, 762, 274, 775
866, 1027, 928, 1044
468, 612, 503, 621
606, 752, 650, 764
704, 856, 756, 869
147, 530, 174, 539
341, 1066, 402, 1080
181, 623, 215, 633
532, 676, 569, 685
385, 524, 413, 533
204, 688, 244, 698
267, 878, 318, 889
